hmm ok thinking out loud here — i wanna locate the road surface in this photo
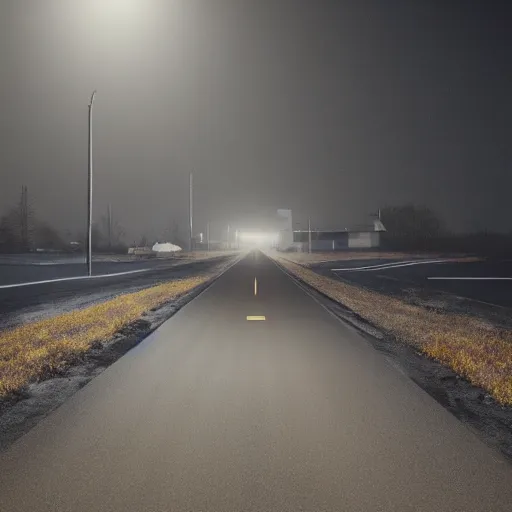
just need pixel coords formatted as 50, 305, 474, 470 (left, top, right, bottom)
0, 256, 233, 315
0, 256, 209, 286
0, 251, 510, 511
312, 258, 512, 307
0, 260, 156, 286
0, 255, 236, 330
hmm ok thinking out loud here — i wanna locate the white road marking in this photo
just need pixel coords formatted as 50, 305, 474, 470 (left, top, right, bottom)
247, 315, 265, 321
0, 268, 151, 289
359, 259, 453, 271
332, 260, 416, 271
35, 262, 73, 266
254, 277, 258, 296
428, 277, 512, 281
331, 259, 450, 272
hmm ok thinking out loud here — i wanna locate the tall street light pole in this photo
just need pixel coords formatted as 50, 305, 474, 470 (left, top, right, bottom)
308, 217, 312, 254
189, 172, 193, 252
86, 90, 96, 277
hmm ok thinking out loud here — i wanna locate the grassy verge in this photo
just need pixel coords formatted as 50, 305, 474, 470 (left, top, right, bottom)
0, 275, 210, 399
277, 257, 512, 406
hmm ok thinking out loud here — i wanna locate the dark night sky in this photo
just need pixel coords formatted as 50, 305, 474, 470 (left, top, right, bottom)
0, 0, 511, 241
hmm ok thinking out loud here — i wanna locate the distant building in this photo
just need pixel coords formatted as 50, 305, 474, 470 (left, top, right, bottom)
292, 229, 381, 251
277, 210, 386, 251
276, 209, 293, 251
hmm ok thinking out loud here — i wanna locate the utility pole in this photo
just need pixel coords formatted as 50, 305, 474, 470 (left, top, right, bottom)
107, 203, 112, 249
189, 172, 193, 252
308, 217, 312, 254
207, 221, 210, 252
227, 224, 230, 250
86, 90, 96, 277
19, 185, 29, 251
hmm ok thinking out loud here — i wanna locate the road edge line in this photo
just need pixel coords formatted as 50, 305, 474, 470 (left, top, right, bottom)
0, 269, 152, 289
268, 255, 385, 340
164, 253, 245, 311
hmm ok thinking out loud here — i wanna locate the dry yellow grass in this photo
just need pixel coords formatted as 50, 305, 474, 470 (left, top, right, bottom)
277, 257, 512, 406
0, 275, 209, 398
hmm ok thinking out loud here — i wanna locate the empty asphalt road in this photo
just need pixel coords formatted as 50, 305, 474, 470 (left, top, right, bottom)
0, 256, 204, 286
314, 257, 512, 307
0, 256, 234, 319
0, 251, 511, 511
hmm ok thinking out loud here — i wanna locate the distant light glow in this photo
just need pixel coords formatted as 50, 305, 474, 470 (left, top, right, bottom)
238, 231, 278, 247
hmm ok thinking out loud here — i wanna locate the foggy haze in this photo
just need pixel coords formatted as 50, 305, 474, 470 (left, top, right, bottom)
1, 0, 510, 242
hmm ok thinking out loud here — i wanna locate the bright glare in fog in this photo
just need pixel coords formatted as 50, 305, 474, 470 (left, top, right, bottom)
238, 232, 278, 247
